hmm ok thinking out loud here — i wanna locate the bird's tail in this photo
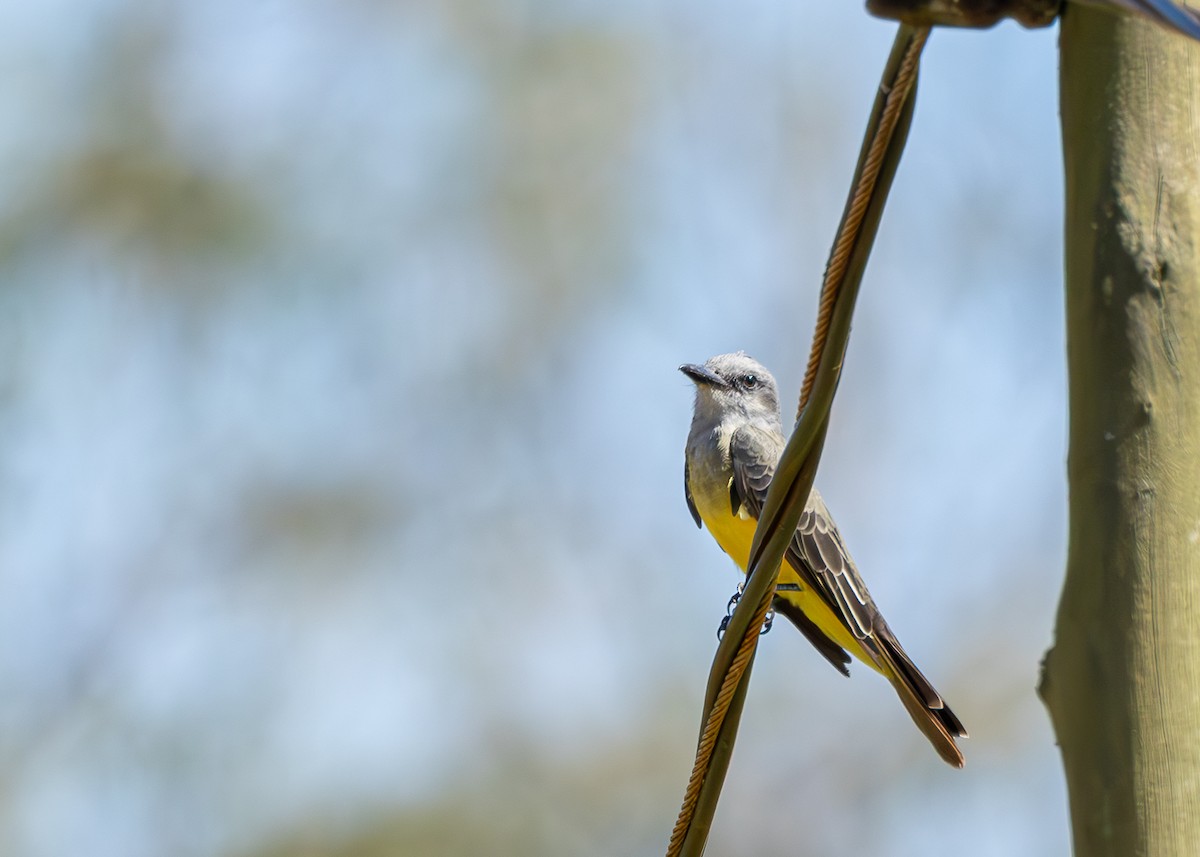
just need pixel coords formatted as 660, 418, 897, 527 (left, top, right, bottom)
875, 625, 967, 768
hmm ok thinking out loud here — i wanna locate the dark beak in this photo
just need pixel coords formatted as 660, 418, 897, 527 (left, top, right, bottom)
679, 363, 728, 387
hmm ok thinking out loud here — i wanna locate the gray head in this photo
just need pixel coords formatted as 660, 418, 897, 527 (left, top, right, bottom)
679, 352, 782, 428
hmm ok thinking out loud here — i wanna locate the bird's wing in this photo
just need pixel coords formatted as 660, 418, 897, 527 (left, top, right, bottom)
727, 423, 861, 675
684, 460, 702, 528
792, 490, 877, 640
730, 424, 953, 708
728, 423, 877, 636
728, 423, 966, 761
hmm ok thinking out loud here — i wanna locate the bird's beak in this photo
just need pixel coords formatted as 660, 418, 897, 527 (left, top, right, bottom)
679, 363, 728, 387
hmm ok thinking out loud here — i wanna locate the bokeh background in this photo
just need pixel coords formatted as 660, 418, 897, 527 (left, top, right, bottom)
0, 2, 1070, 855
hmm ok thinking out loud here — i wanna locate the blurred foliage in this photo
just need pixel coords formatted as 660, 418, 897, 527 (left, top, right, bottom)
0, 12, 272, 299
241, 714, 696, 857
0, 1, 1070, 856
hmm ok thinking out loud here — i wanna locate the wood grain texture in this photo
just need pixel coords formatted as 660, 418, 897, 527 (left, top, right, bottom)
1041, 5, 1200, 855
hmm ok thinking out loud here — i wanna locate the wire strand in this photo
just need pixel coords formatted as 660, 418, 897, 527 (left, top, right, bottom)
665, 25, 930, 857
797, 27, 929, 420
665, 588, 774, 857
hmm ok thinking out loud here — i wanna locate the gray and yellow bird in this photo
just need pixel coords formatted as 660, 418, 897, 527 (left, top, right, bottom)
681, 351, 966, 767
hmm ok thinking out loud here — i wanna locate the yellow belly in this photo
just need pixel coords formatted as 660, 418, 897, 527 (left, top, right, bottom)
700, 505, 881, 673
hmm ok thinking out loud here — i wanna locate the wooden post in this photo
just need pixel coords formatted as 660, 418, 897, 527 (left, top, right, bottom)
1041, 5, 1200, 855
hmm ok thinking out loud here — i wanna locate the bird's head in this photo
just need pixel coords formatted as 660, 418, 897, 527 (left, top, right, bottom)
679, 352, 782, 427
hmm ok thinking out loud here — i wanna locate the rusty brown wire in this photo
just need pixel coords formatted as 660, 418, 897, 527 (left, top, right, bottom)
797, 26, 930, 420
664, 588, 774, 856
665, 24, 931, 857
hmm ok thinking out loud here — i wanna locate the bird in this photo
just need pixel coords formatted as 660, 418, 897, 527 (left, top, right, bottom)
681, 351, 966, 767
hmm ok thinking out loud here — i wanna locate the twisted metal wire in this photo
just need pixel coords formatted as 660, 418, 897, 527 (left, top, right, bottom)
666, 25, 930, 857
797, 27, 930, 419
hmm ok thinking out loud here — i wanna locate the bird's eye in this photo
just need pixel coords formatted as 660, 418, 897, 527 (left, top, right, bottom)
741, 374, 758, 388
